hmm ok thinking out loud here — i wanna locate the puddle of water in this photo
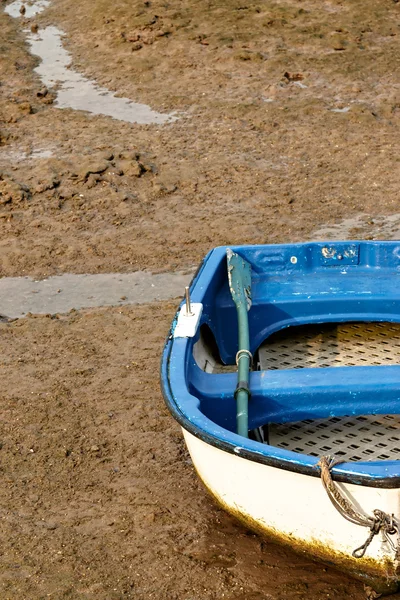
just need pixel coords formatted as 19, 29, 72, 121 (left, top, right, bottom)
313, 216, 366, 240
0, 271, 193, 318
26, 27, 177, 125
4, 0, 50, 18
31, 148, 53, 158
330, 107, 350, 113
293, 81, 307, 89
5, 0, 177, 125
0, 147, 54, 161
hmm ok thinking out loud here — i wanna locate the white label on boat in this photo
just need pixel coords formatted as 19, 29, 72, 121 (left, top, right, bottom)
174, 303, 203, 338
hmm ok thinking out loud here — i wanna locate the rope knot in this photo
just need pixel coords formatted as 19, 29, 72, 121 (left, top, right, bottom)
317, 455, 399, 559
372, 509, 396, 536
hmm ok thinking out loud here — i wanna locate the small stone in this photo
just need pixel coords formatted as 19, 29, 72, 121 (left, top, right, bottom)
37, 87, 48, 98
283, 71, 304, 82
19, 4, 26, 14
90, 445, 100, 453
131, 42, 143, 52
30, 23, 39, 33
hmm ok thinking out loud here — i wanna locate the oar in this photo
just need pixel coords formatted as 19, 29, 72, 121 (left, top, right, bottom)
227, 249, 252, 438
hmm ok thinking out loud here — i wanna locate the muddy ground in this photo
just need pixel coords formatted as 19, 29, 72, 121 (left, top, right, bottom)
0, 0, 400, 597
1, 0, 400, 278
0, 305, 367, 600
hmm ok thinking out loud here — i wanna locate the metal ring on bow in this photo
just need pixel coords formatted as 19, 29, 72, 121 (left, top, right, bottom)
236, 349, 253, 365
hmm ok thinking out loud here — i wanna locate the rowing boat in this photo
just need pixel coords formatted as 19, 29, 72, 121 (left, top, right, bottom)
160, 242, 400, 594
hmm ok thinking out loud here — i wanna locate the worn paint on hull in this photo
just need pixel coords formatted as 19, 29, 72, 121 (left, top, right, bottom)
183, 430, 400, 595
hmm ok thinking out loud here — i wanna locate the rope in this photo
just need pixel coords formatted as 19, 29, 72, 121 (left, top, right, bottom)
317, 456, 399, 559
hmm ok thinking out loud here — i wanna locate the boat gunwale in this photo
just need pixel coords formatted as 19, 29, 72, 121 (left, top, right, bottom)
160, 242, 400, 489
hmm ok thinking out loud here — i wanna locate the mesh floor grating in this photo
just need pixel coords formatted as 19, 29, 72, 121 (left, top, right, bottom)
257, 322, 400, 461
258, 322, 400, 370
268, 415, 400, 462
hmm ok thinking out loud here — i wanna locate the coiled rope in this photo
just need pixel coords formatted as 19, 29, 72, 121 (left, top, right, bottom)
317, 456, 399, 559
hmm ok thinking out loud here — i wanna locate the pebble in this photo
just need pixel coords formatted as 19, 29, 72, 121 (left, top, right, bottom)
37, 87, 48, 98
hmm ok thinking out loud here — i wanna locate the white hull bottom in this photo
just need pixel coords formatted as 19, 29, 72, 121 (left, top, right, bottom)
183, 430, 400, 593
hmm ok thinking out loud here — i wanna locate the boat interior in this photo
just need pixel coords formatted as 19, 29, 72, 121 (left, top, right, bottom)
184, 242, 400, 464
193, 321, 400, 463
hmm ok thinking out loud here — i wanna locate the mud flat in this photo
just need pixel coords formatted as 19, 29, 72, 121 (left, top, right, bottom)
1, 0, 400, 278
1, 0, 400, 597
